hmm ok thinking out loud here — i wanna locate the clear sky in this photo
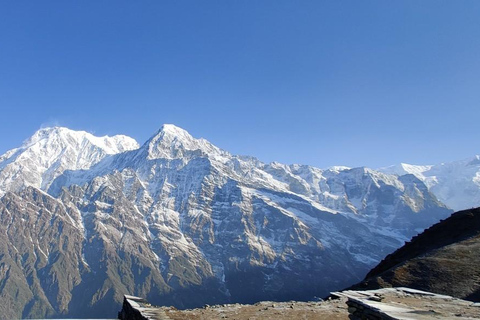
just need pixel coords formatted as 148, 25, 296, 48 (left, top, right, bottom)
0, 1, 479, 169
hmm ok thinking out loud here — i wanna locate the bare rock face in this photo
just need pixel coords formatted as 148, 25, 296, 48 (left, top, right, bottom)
0, 125, 453, 318
0, 188, 84, 319
349, 207, 480, 302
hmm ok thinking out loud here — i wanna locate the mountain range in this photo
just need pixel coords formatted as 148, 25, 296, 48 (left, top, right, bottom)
0, 124, 475, 318
379, 157, 480, 211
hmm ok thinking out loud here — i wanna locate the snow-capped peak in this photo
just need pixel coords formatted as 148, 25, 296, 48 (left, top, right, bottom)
327, 166, 351, 173
379, 156, 480, 211
160, 123, 192, 137
379, 163, 433, 178
144, 124, 229, 160
23, 126, 139, 154
0, 127, 139, 194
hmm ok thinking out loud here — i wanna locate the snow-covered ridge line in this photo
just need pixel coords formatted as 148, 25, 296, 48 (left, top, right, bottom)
22, 126, 140, 153
379, 155, 480, 210
0, 126, 140, 195
2, 124, 479, 212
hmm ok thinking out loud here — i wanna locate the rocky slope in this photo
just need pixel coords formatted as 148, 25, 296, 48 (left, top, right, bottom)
0, 125, 452, 318
349, 207, 480, 302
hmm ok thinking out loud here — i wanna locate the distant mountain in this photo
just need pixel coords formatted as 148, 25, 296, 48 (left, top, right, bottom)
349, 207, 480, 302
0, 127, 139, 196
0, 125, 452, 318
379, 156, 480, 211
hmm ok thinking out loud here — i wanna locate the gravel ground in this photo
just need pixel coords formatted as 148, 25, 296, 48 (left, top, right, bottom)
162, 298, 349, 320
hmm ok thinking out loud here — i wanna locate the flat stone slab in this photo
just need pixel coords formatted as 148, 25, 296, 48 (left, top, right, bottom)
332, 287, 480, 319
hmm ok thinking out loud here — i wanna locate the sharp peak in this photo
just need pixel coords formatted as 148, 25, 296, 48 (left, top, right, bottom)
156, 124, 194, 139
146, 124, 204, 144
161, 123, 188, 132
144, 124, 228, 160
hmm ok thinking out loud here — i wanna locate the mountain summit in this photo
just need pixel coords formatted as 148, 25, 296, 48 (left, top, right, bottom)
0, 127, 139, 195
0, 125, 456, 318
143, 124, 228, 161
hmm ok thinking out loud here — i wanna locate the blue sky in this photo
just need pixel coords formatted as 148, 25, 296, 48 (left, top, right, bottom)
0, 1, 479, 168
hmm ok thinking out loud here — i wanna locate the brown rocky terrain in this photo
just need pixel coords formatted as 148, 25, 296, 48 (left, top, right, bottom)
119, 288, 480, 320
119, 294, 350, 320
161, 300, 349, 320
349, 207, 480, 301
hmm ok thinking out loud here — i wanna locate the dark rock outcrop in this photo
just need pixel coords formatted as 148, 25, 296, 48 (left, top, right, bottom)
118, 295, 172, 320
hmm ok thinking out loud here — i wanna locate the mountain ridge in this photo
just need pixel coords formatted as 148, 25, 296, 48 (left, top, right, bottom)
379, 155, 480, 211
0, 124, 457, 318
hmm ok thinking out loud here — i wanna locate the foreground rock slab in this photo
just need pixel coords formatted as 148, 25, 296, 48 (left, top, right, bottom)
332, 287, 480, 319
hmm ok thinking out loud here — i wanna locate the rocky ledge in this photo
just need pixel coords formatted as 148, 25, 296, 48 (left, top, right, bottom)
332, 287, 480, 320
118, 295, 348, 320
118, 288, 480, 320
118, 295, 172, 320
